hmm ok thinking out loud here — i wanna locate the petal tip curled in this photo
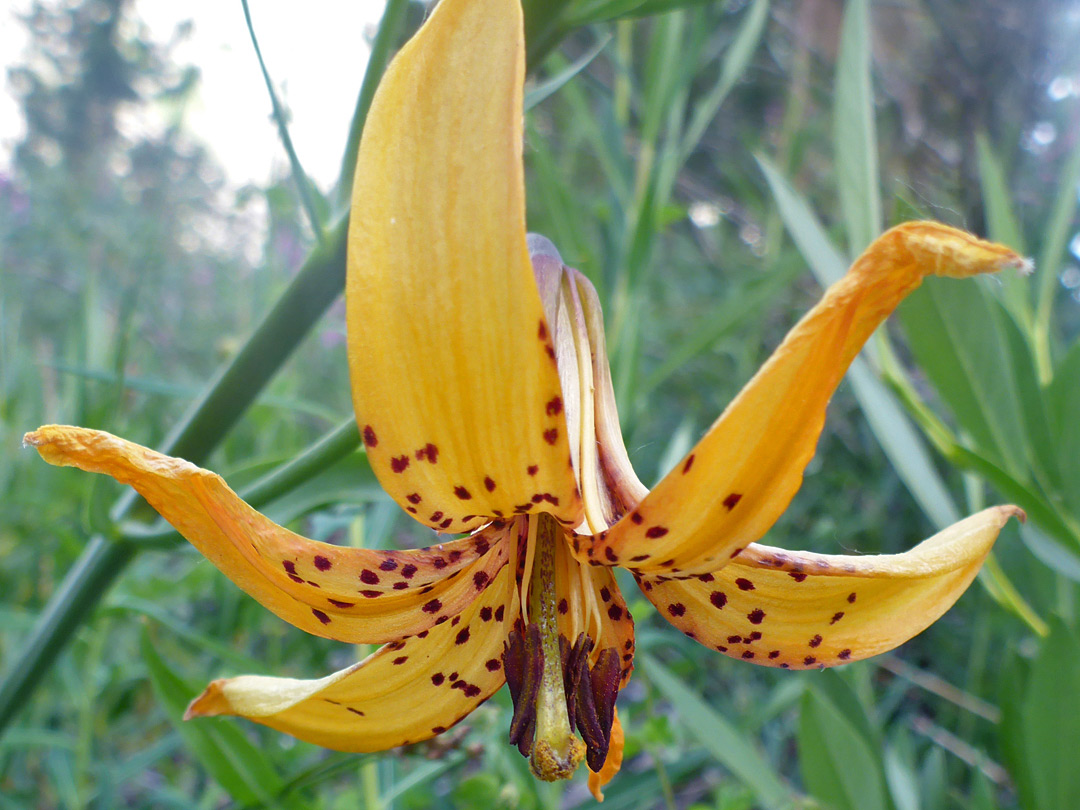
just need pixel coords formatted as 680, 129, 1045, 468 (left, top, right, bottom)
184, 680, 230, 720
884, 221, 1027, 281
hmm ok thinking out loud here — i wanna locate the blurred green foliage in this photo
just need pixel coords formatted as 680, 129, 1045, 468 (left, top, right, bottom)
2, 0, 1080, 808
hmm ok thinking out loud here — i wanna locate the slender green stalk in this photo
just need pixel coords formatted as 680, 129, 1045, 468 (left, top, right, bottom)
121, 416, 362, 547
242, 0, 326, 240
334, 0, 411, 209
0, 537, 135, 731
0, 219, 350, 737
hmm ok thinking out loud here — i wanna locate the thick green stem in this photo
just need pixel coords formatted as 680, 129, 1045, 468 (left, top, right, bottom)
528, 514, 584, 780
0, 537, 134, 731
0, 220, 349, 738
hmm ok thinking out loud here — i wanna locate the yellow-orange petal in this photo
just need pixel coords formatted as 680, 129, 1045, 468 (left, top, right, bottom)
638, 506, 1022, 669
25, 425, 507, 643
186, 558, 518, 751
584, 223, 1026, 573
588, 708, 624, 802
346, 0, 581, 533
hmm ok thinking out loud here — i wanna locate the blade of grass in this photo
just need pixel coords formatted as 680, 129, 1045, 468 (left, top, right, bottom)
334, 0, 411, 209
241, 0, 326, 240
833, 0, 880, 256
975, 132, 1031, 327
641, 653, 793, 809
1033, 130, 1080, 382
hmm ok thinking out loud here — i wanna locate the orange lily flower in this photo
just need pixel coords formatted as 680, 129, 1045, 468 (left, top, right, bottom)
26, 0, 1028, 800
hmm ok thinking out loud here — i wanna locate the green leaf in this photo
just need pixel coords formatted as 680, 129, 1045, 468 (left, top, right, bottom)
975, 132, 1030, 328
1047, 338, 1080, 516
139, 627, 309, 810
525, 33, 611, 111
798, 687, 888, 810
680, 0, 770, 160
757, 152, 961, 529
832, 0, 880, 255
756, 154, 848, 283
642, 654, 793, 809
899, 277, 1029, 480
1017, 620, 1080, 810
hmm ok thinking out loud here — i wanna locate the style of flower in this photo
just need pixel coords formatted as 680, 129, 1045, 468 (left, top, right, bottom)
25, 0, 1028, 800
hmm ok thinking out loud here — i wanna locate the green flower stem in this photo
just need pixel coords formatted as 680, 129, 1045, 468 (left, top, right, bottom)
0, 218, 349, 737
0, 536, 134, 732
334, 0, 411, 210
121, 416, 362, 548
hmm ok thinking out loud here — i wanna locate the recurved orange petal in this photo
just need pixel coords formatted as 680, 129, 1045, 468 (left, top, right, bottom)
347, 0, 581, 533
25, 425, 507, 643
186, 557, 518, 751
638, 506, 1022, 669
585, 223, 1027, 574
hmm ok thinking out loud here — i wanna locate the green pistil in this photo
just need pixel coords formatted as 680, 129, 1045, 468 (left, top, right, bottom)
528, 513, 585, 780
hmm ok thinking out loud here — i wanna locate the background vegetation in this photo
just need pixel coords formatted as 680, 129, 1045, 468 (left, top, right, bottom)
2, 0, 1080, 807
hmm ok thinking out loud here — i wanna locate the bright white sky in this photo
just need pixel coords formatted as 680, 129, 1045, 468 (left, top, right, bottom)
0, 0, 387, 189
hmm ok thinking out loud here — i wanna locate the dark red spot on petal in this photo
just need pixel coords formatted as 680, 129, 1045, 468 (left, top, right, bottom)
847, 592, 857, 603
645, 526, 669, 539
558, 598, 568, 614
742, 651, 755, 660
311, 609, 330, 624
431, 673, 444, 685
486, 659, 501, 671
804, 656, 817, 666
480, 606, 493, 621
682, 454, 695, 474
630, 512, 643, 525
361, 590, 381, 598
393, 656, 408, 665
546, 396, 563, 416
768, 650, 780, 659
809, 635, 822, 648
328, 599, 354, 608
727, 634, 742, 644
425, 444, 438, 463
391, 455, 410, 473
432, 558, 447, 570
729, 547, 744, 558
748, 609, 765, 625
401, 564, 417, 579
599, 587, 611, 602
482, 476, 496, 492
604, 547, 618, 563
735, 578, 755, 591
494, 605, 505, 622
393, 582, 408, 590
440, 518, 453, 529
543, 428, 558, 445
463, 684, 481, 698
607, 605, 623, 621
455, 627, 470, 645
360, 569, 379, 585
790, 572, 808, 582
362, 426, 378, 447
710, 591, 727, 609
379, 559, 398, 572
282, 560, 297, 575
406, 493, 421, 504
698, 573, 715, 583
723, 493, 742, 511
527, 465, 539, 476
838, 649, 852, 660
668, 603, 686, 617
630, 554, 649, 562
454, 486, 472, 500
538, 320, 547, 340
422, 599, 442, 613
830, 612, 844, 624
473, 571, 489, 589
347, 707, 365, 716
